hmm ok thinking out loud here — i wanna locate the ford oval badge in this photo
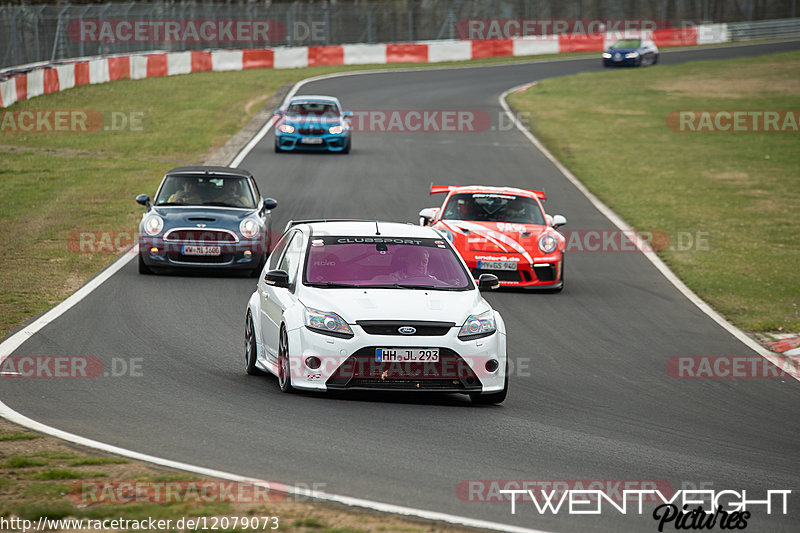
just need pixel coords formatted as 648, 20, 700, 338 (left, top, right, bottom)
398, 326, 416, 335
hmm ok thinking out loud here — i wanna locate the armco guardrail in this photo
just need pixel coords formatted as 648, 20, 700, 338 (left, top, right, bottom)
0, 19, 780, 110
728, 17, 800, 40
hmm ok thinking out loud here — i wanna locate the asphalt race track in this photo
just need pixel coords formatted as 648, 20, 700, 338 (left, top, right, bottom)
3, 41, 800, 532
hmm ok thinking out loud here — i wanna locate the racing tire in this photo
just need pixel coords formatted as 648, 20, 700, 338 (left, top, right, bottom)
341, 138, 351, 154
470, 361, 508, 405
652, 54, 659, 65
550, 258, 565, 293
274, 142, 281, 153
277, 325, 295, 393
245, 312, 263, 375
138, 253, 153, 275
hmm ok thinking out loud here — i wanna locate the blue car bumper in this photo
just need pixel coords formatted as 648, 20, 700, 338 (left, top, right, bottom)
275, 132, 350, 152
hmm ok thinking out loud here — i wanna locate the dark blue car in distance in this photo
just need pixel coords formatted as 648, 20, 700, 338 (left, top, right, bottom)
274, 95, 352, 153
602, 38, 659, 67
135, 166, 277, 276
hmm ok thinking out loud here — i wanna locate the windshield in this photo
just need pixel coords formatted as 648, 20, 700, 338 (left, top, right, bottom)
155, 176, 256, 208
440, 193, 545, 224
612, 40, 641, 48
304, 237, 472, 290
286, 101, 339, 116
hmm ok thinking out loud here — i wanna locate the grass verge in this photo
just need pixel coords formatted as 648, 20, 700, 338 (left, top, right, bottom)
507, 50, 800, 332
0, 420, 473, 532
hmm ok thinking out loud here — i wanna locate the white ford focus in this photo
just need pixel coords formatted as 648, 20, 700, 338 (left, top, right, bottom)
244, 220, 508, 404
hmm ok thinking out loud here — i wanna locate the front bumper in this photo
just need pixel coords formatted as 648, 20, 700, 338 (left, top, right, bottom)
139, 236, 266, 270
603, 55, 640, 66
467, 257, 563, 289
286, 323, 507, 394
275, 132, 349, 152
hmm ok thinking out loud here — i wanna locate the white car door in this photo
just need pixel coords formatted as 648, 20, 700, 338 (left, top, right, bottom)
260, 230, 304, 363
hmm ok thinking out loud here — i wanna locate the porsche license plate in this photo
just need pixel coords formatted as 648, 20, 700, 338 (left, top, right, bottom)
376, 348, 439, 363
181, 245, 221, 256
477, 260, 517, 271
301, 137, 323, 144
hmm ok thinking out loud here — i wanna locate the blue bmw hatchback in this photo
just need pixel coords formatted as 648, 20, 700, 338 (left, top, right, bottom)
273, 95, 352, 153
136, 166, 277, 276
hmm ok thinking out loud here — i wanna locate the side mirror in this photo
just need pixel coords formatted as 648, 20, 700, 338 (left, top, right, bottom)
478, 273, 500, 291
418, 207, 439, 226
274, 109, 283, 116
552, 214, 567, 229
136, 194, 151, 209
262, 197, 278, 211
343, 111, 353, 119
264, 269, 290, 288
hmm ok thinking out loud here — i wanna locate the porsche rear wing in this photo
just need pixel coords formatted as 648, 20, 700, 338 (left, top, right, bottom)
430, 184, 546, 200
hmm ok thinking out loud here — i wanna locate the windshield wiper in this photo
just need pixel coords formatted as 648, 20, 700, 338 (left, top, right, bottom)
155, 202, 183, 206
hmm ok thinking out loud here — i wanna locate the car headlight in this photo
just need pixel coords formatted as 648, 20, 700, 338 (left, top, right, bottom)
539, 234, 558, 254
278, 124, 295, 134
143, 215, 164, 236
458, 310, 496, 340
329, 125, 344, 134
602, 52, 612, 58
304, 307, 354, 338
625, 52, 639, 58
239, 218, 260, 239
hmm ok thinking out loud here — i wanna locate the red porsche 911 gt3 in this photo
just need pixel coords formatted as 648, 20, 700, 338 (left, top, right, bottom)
419, 185, 567, 291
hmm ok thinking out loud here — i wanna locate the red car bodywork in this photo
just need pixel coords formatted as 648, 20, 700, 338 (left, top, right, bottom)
421, 185, 566, 290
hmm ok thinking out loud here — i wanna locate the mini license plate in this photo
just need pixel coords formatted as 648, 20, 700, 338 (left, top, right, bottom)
376, 348, 439, 363
300, 137, 324, 144
477, 260, 517, 271
181, 245, 221, 256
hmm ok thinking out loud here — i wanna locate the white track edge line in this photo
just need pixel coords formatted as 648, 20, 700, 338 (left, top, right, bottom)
0, 73, 553, 533
499, 84, 800, 383
0, 403, 545, 533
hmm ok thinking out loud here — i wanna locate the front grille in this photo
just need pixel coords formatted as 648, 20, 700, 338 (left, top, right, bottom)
471, 268, 523, 282
345, 378, 468, 390
164, 229, 237, 243
356, 321, 455, 336
326, 347, 481, 391
297, 127, 325, 135
167, 253, 231, 264
533, 264, 556, 281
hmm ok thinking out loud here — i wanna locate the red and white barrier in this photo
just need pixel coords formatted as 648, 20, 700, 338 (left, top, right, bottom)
0, 25, 728, 109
